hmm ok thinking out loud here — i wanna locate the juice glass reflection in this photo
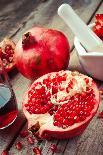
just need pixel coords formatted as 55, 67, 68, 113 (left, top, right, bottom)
0, 58, 18, 129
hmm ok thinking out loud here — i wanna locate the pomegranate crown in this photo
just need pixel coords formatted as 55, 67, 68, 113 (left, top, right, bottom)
22, 32, 36, 50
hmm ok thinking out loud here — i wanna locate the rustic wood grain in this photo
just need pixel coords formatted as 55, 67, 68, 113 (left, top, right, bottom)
0, 0, 41, 41
0, 0, 102, 154
10, 0, 102, 49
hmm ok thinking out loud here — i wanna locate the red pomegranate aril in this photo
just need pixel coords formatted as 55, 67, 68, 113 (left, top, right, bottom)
80, 115, 86, 121
54, 114, 60, 119
20, 130, 29, 138
84, 78, 89, 84
52, 86, 58, 94
79, 110, 84, 116
15, 142, 23, 150
33, 147, 41, 155
53, 121, 61, 127
97, 111, 103, 118
50, 144, 57, 153
74, 116, 80, 123
83, 111, 90, 117
62, 119, 69, 125
1, 150, 9, 155
67, 119, 74, 126
27, 136, 34, 144
41, 107, 47, 114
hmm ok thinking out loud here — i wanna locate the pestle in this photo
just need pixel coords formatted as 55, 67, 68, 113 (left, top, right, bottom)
58, 4, 103, 53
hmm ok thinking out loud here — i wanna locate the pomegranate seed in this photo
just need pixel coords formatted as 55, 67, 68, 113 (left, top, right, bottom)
50, 144, 57, 153
15, 142, 23, 150
79, 115, 86, 121
27, 136, 34, 144
1, 150, 9, 155
33, 147, 41, 155
20, 130, 29, 138
62, 119, 69, 125
97, 111, 103, 118
84, 78, 89, 84
52, 85, 58, 94
74, 116, 80, 123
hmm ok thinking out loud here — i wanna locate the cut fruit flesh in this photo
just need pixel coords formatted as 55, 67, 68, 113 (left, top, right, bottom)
23, 70, 100, 139
0, 38, 15, 72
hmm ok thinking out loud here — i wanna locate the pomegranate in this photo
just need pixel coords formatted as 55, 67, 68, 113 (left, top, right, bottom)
93, 14, 103, 40
15, 27, 70, 80
0, 38, 15, 72
22, 70, 100, 139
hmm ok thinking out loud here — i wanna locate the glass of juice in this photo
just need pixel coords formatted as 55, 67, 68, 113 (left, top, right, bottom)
0, 58, 18, 129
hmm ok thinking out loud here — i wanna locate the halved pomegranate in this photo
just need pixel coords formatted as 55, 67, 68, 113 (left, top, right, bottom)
0, 38, 15, 72
22, 70, 100, 139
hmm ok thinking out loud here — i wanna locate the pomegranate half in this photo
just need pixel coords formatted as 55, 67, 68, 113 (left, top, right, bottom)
22, 70, 100, 139
15, 27, 70, 80
0, 38, 15, 72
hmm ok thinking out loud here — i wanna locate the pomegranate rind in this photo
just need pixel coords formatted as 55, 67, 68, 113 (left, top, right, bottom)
22, 71, 100, 139
0, 38, 16, 72
15, 27, 70, 80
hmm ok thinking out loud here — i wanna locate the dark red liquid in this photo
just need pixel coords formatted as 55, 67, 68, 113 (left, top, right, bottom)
0, 83, 18, 129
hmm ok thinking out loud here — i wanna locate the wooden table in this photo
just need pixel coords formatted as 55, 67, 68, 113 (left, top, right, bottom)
0, 0, 103, 154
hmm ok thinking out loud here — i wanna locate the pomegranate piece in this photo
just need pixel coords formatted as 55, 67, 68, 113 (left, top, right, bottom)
20, 130, 29, 138
22, 70, 100, 139
93, 14, 103, 40
33, 147, 41, 155
15, 142, 23, 150
0, 38, 15, 72
15, 27, 70, 80
1, 150, 9, 155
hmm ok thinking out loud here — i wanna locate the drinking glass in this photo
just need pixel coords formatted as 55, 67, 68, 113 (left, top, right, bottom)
0, 58, 18, 129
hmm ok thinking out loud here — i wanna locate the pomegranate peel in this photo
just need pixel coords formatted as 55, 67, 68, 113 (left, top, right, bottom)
0, 38, 15, 72
22, 70, 100, 139
15, 27, 70, 80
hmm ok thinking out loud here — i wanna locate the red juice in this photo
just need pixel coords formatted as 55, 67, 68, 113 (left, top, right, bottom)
0, 83, 18, 129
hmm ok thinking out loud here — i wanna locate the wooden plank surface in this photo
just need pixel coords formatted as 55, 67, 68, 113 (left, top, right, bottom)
11, 0, 102, 49
0, 0, 102, 154
9, 1, 103, 154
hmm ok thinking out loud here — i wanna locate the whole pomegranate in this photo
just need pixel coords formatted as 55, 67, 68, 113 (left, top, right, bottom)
0, 38, 15, 72
15, 27, 70, 80
22, 70, 100, 139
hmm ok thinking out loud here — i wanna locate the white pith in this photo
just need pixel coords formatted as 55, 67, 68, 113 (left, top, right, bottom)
23, 70, 100, 137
